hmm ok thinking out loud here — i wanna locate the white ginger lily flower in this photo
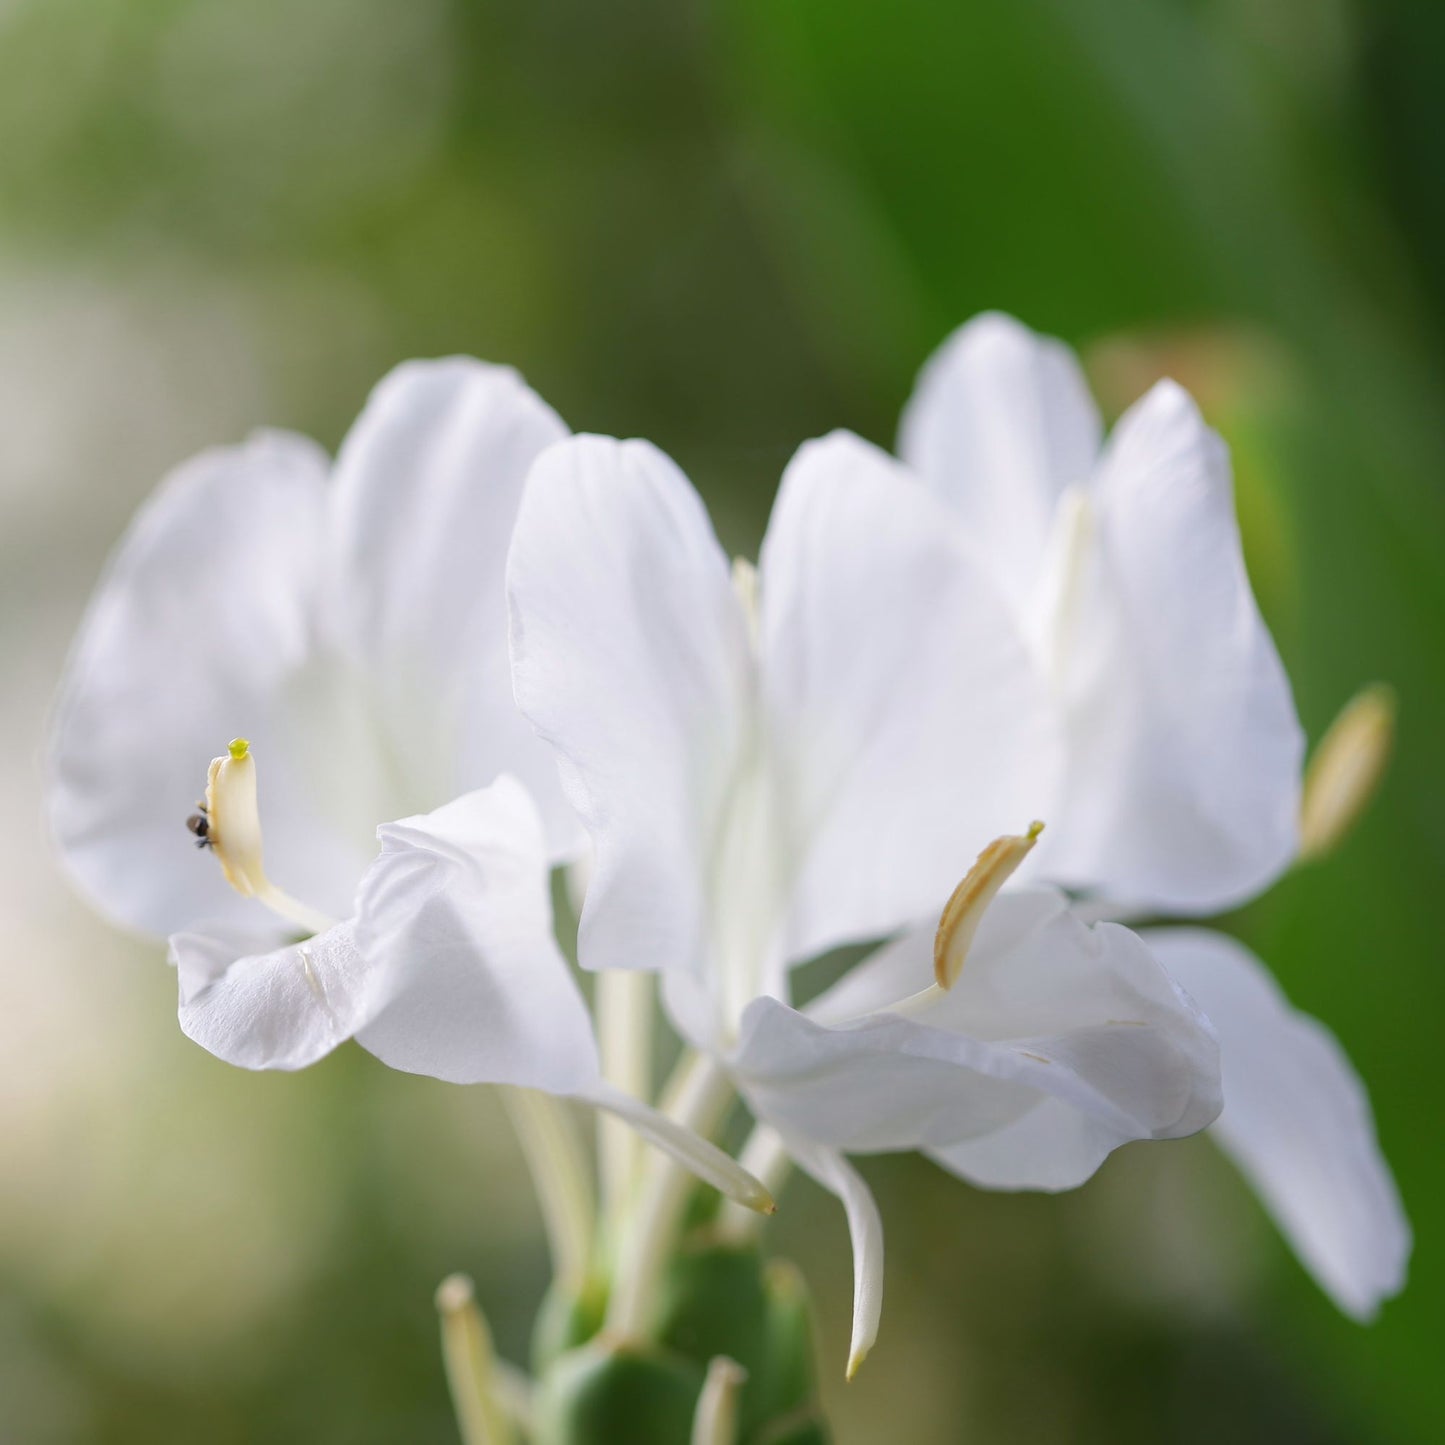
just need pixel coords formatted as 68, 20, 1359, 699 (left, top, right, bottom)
900, 311, 1304, 915
506, 429, 1223, 1370
897, 312, 1409, 1318
47, 361, 769, 1210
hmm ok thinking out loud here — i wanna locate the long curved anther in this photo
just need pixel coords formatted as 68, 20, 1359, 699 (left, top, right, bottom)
934, 821, 1044, 989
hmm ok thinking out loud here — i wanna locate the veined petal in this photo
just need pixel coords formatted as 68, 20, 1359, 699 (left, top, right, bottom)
328, 359, 578, 853
737, 890, 1219, 1188
353, 778, 600, 1094
508, 434, 753, 983
781, 1132, 883, 1380
759, 432, 1060, 972
50, 430, 354, 936
1049, 381, 1304, 912
1144, 928, 1410, 1320
897, 312, 1102, 613
171, 918, 369, 1071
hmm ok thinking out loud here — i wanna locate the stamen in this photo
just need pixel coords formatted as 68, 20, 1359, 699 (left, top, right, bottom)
1299, 684, 1395, 862
731, 556, 760, 649
197, 738, 336, 936
933, 821, 1044, 989
1031, 487, 1093, 680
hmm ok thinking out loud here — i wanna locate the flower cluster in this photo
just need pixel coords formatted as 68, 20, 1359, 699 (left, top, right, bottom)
49, 315, 1407, 1419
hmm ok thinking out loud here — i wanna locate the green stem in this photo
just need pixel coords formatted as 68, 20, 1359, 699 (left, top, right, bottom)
596, 969, 656, 1249
501, 1087, 596, 1296
603, 1052, 736, 1341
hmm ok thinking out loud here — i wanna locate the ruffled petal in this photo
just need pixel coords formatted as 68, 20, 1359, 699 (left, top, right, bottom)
49, 431, 354, 935
353, 778, 600, 1094
1046, 381, 1304, 912
172, 918, 370, 1071
736, 890, 1219, 1189
1144, 928, 1409, 1319
508, 434, 753, 987
759, 431, 1060, 972
327, 358, 578, 852
897, 312, 1102, 614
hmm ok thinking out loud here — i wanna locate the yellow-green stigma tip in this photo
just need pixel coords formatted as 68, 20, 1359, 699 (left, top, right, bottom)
228, 738, 250, 760
1026, 819, 1045, 839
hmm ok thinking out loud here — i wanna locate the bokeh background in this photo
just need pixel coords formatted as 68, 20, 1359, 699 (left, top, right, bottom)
2, 0, 1441, 1440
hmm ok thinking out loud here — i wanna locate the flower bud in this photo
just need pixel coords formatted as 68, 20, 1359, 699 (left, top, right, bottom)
1299, 685, 1395, 862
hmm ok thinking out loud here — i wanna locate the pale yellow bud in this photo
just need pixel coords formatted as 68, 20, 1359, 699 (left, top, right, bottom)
691, 1356, 748, 1445
435, 1274, 515, 1445
1299, 684, 1396, 863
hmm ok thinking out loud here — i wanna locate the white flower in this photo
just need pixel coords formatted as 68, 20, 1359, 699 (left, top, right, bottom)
47, 361, 769, 1208
507, 429, 1224, 1368
897, 312, 1409, 1318
901, 311, 1305, 914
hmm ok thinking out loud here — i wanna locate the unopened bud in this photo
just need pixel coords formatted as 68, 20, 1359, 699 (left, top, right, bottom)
436, 1274, 514, 1445
1299, 685, 1395, 862
691, 1356, 747, 1445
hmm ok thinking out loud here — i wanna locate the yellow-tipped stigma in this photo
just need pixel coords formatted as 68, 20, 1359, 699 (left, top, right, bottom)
1299, 684, 1396, 863
198, 739, 335, 936
934, 821, 1044, 990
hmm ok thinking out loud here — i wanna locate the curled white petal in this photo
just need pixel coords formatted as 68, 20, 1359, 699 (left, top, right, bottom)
781, 1132, 883, 1380
738, 890, 1220, 1190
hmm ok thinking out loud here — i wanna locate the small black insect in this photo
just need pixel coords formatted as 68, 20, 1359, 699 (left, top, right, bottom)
186, 802, 212, 849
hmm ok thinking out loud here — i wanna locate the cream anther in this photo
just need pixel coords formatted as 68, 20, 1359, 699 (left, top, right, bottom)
933, 821, 1044, 989
199, 739, 336, 937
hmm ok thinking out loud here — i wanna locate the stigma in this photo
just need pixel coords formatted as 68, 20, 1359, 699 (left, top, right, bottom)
190, 738, 335, 937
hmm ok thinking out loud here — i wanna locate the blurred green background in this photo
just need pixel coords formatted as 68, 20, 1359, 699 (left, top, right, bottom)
1, 0, 1441, 1440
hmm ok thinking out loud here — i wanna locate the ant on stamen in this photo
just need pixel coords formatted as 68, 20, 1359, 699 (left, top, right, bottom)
186, 802, 212, 850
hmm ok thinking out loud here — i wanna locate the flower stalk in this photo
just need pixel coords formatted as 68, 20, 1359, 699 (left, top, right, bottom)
604, 1052, 744, 1341
501, 1088, 596, 1298
596, 969, 656, 1246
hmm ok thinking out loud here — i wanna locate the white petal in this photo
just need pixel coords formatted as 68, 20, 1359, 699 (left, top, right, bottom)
586, 1084, 775, 1214
328, 359, 579, 853
172, 918, 370, 1071
353, 778, 600, 1094
759, 431, 1061, 970
1047, 381, 1304, 912
737, 890, 1220, 1189
508, 434, 752, 987
779, 1132, 883, 1379
1144, 928, 1410, 1319
49, 431, 356, 936
897, 312, 1102, 613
